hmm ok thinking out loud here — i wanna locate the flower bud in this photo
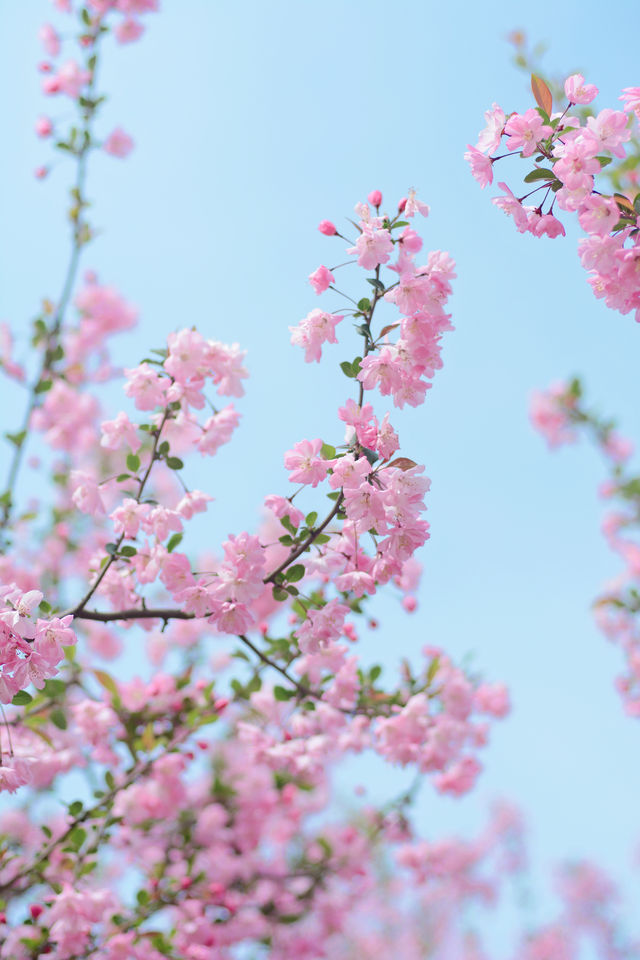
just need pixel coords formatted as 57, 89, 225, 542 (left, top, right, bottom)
318, 220, 337, 236
368, 190, 382, 207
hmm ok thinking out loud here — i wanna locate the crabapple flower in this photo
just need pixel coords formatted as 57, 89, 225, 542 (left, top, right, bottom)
38, 23, 60, 58
504, 107, 552, 157
290, 308, 342, 363
564, 74, 598, 105
115, 17, 145, 43
346, 225, 394, 269
42, 60, 91, 98
476, 102, 505, 154
35, 115, 53, 138
100, 411, 141, 452
284, 438, 328, 487
465, 144, 493, 188
103, 127, 134, 157
308, 264, 335, 295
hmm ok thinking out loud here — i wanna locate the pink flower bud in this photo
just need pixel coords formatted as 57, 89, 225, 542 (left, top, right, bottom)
368, 190, 382, 207
402, 595, 417, 612
34, 166, 49, 180
398, 197, 407, 213
318, 219, 337, 236
29, 904, 44, 920
35, 116, 53, 138
38, 61, 53, 73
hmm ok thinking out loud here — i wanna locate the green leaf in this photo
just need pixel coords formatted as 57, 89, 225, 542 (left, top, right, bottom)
126, 453, 141, 472
94, 669, 118, 697
158, 441, 170, 456
12, 690, 33, 706
281, 515, 297, 534
367, 278, 385, 291
597, 155, 613, 168
105, 542, 117, 556
116, 474, 131, 482
50, 708, 67, 730
634, 193, 640, 215
5, 430, 26, 449
105, 770, 116, 791
167, 532, 183, 553
320, 443, 336, 460
272, 586, 289, 602
340, 360, 356, 379
370, 664, 382, 682
67, 827, 87, 850
34, 379, 52, 394
305, 511, 318, 527
279, 534, 294, 546
286, 563, 305, 583
314, 533, 331, 545
523, 168, 556, 183
326, 490, 340, 501
166, 456, 184, 470
120, 545, 137, 557
357, 298, 371, 312
393, 220, 409, 228
273, 685, 295, 701
426, 656, 440, 685
43, 678, 66, 697
68, 800, 83, 817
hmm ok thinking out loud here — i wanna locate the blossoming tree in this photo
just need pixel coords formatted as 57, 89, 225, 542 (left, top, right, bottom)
1, 3, 640, 958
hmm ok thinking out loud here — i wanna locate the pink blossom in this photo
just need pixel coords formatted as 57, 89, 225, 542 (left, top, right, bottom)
103, 127, 135, 158
493, 182, 530, 232
196, 404, 240, 456
110, 498, 151, 538
70, 470, 106, 515
475, 683, 510, 717
308, 264, 335, 295
290, 308, 342, 363
115, 17, 145, 43
318, 219, 337, 235
404, 189, 430, 218
585, 108, 632, 158
465, 144, 493, 188
124, 362, 168, 410
476, 102, 505, 154
100, 411, 141, 452
38, 23, 60, 58
35, 115, 53, 138
42, 60, 91, 98
564, 73, 598, 105
283, 438, 328, 487
530, 384, 576, 448
368, 189, 382, 207
504, 107, 552, 157
620, 86, 640, 118
531, 213, 566, 239
578, 195, 620, 237
346, 226, 394, 270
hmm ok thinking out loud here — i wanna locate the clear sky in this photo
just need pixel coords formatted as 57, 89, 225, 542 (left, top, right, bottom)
2, 0, 640, 946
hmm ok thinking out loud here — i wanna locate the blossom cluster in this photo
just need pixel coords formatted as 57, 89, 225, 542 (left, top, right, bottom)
530, 379, 640, 719
468, 74, 640, 322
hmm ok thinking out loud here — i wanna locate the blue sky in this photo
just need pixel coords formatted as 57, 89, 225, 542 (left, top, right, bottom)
2, 0, 640, 943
